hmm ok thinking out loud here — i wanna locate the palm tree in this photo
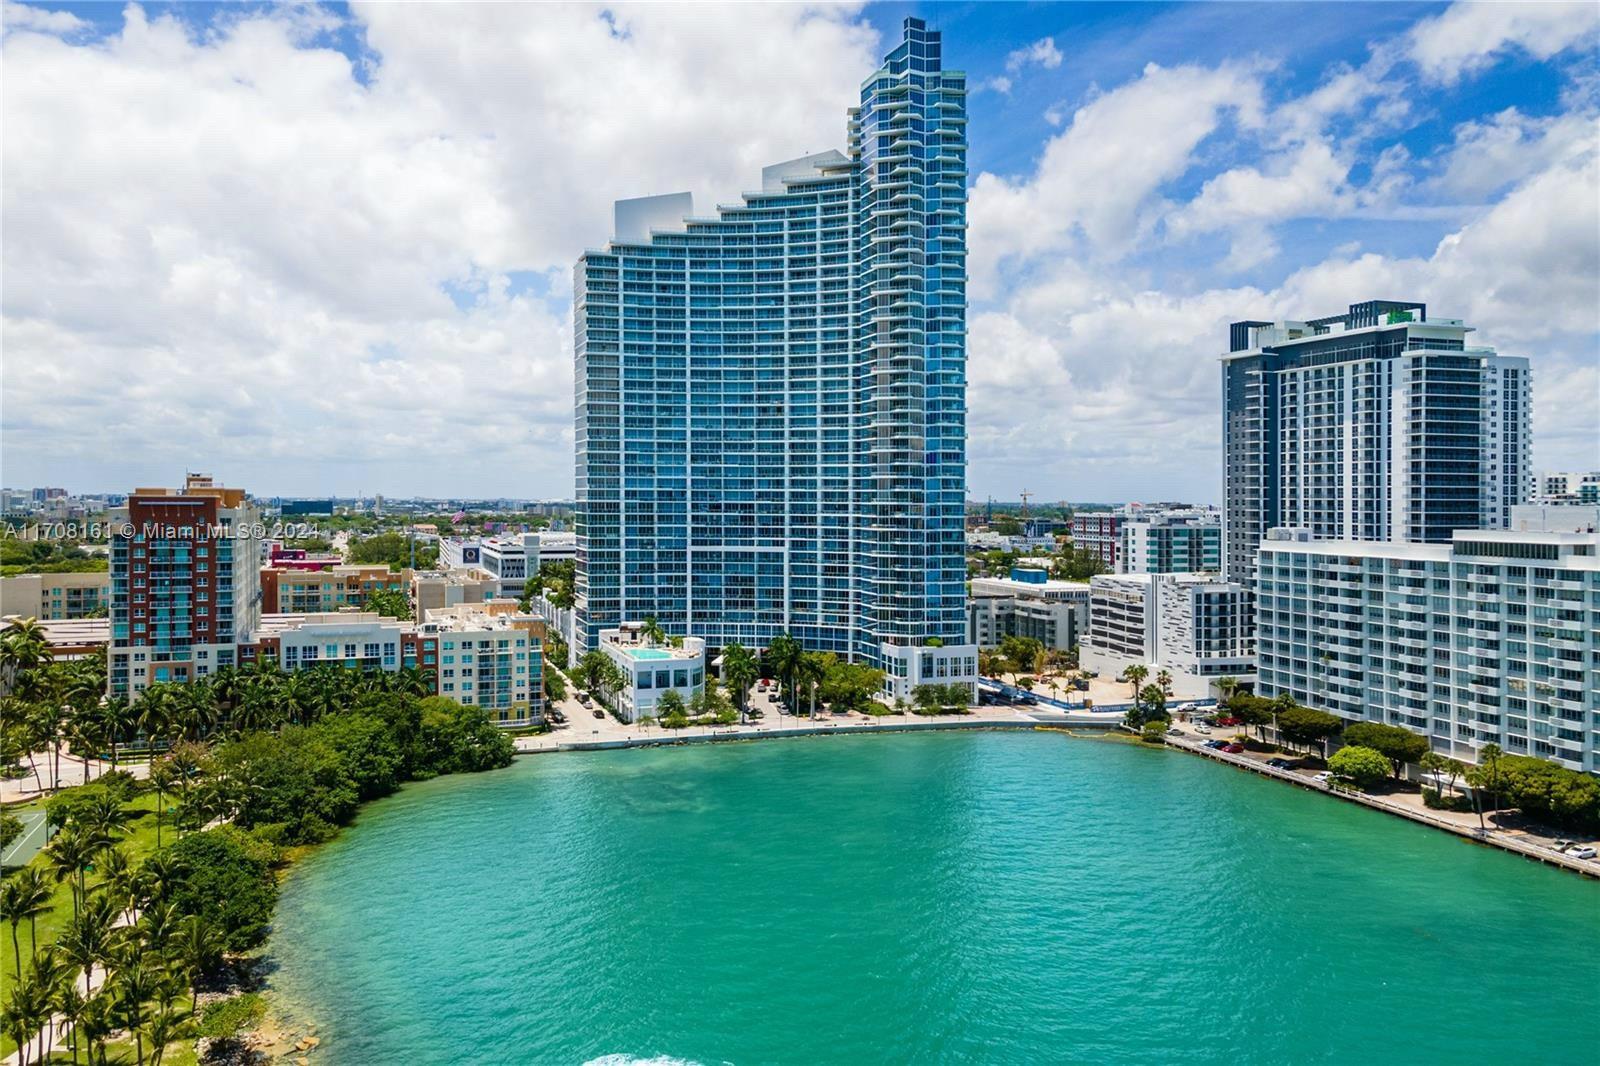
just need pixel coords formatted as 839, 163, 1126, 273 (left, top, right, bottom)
639, 615, 667, 647
721, 642, 758, 723
8, 867, 54, 969
144, 1004, 185, 1066
395, 665, 434, 697
1, 617, 49, 693
133, 685, 173, 759
55, 979, 88, 1066
1215, 675, 1239, 709
1155, 669, 1174, 697
96, 695, 134, 768
76, 990, 116, 1066
172, 914, 223, 1014
2, 874, 41, 978
1269, 691, 1296, 748
59, 898, 116, 997
113, 961, 159, 1066
797, 652, 827, 718
766, 633, 802, 712
46, 829, 102, 921
1118, 664, 1149, 701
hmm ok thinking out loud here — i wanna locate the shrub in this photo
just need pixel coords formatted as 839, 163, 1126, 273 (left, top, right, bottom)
166, 826, 280, 952
197, 993, 266, 1038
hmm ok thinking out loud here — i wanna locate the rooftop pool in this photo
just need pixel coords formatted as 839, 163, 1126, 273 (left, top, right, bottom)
622, 646, 674, 660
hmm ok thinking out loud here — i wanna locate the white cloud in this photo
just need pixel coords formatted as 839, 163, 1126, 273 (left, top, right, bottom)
1429, 107, 1599, 199
1169, 138, 1354, 238
1409, 1, 1600, 85
1006, 36, 1063, 74
1, 0, 85, 35
969, 61, 1266, 292
0, 2, 881, 495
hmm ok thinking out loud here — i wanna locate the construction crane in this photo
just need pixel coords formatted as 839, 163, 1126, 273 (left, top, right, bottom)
1018, 489, 1033, 522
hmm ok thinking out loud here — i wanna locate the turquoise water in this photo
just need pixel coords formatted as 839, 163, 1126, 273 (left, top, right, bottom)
624, 647, 673, 660
269, 732, 1599, 1065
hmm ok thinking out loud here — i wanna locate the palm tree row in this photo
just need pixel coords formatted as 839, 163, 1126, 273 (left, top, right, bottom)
2, 790, 226, 1066
3, 617, 437, 796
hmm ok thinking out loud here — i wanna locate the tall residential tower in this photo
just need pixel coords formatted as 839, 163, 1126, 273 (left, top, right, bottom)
574, 18, 975, 700
1222, 300, 1530, 585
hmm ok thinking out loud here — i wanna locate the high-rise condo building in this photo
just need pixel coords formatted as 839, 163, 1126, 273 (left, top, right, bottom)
108, 474, 264, 696
574, 18, 975, 700
1222, 300, 1531, 586
1255, 507, 1599, 772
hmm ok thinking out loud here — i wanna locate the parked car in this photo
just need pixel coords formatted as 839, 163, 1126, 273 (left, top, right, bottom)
1015, 693, 1037, 705
1559, 843, 1597, 860
1311, 772, 1332, 784
1216, 716, 1241, 727
1267, 758, 1294, 769
592, 708, 605, 719
1167, 727, 1183, 737
1205, 740, 1228, 750
1222, 743, 1245, 754
1194, 725, 1212, 735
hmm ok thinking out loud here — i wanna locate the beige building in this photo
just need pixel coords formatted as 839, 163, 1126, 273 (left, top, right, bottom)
260, 565, 410, 614
412, 567, 500, 620
0, 571, 112, 620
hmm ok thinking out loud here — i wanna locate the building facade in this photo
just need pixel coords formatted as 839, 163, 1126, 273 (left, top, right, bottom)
411, 568, 501, 621
0, 571, 111, 620
1537, 471, 1600, 505
967, 566, 1089, 651
1222, 301, 1531, 585
250, 605, 545, 727
574, 18, 975, 701
108, 475, 263, 696
598, 623, 707, 723
1082, 572, 1256, 699
1070, 513, 1121, 571
1119, 510, 1221, 575
259, 565, 410, 614
1255, 511, 1599, 772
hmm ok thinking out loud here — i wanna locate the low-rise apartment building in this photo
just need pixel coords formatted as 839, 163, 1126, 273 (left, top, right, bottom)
1070, 513, 1121, 570
1082, 573, 1256, 699
598, 623, 706, 723
249, 605, 545, 727
0, 571, 111, 620
260, 565, 410, 614
1255, 509, 1599, 772
412, 568, 500, 620
968, 566, 1089, 651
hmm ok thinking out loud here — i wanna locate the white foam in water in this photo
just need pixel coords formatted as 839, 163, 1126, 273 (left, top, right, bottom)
584, 1057, 704, 1066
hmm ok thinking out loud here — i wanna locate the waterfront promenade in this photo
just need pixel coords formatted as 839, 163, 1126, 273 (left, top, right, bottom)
1161, 721, 1600, 879
515, 701, 1123, 754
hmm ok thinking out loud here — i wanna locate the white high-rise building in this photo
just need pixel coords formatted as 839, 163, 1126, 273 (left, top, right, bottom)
1255, 509, 1599, 771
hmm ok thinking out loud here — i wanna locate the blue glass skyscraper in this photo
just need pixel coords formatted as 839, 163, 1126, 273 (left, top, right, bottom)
574, 18, 976, 700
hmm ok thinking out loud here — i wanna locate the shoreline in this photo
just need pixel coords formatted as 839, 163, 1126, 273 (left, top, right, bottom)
1159, 730, 1600, 880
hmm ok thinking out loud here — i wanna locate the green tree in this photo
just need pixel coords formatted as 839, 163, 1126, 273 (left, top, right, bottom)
1328, 745, 1390, 789
721, 642, 758, 723
1276, 706, 1344, 757
1118, 664, 1149, 701
165, 827, 280, 952
655, 691, 686, 721
1342, 722, 1429, 779
363, 587, 412, 621
542, 667, 566, 704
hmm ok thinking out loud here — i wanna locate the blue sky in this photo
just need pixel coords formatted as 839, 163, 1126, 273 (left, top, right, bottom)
2, 1, 1596, 501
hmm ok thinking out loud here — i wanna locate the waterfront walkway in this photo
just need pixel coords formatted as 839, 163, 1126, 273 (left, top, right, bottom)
515, 703, 1123, 754
1161, 723, 1600, 879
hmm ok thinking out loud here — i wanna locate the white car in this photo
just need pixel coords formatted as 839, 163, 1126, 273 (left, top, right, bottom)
1562, 844, 1597, 860
1194, 725, 1211, 735
1311, 772, 1332, 784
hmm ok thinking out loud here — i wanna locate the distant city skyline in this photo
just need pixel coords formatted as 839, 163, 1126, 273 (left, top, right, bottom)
3, 1, 1597, 500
